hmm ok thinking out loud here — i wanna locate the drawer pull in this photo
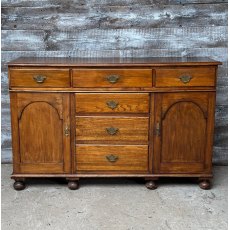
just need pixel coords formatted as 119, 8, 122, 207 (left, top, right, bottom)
106, 100, 119, 110
106, 127, 119, 135
106, 75, 120, 84
64, 124, 70, 136
179, 75, 193, 84
106, 154, 119, 163
33, 75, 47, 83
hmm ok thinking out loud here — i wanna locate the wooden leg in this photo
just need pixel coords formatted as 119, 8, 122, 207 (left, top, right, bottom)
145, 178, 158, 190
13, 179, 26, 191
67, 178, 79, 190
199, 178, 211, 190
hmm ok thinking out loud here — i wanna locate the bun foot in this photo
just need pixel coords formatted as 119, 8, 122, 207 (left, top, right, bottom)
68, 181, 79, 190
13, 181, 26, 191
145, 180, 157, 190
199, 179, 211, 190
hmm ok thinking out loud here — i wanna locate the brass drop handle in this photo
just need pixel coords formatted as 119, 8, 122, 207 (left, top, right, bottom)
155, 122, 160, 136
179, 75, 193, 84
33, 75, 47, 83
64, 124, 70, 136
106, 154, 119, 163
106, 75, 120, 84
106, 127, 119, 135
106, 100, 119, 110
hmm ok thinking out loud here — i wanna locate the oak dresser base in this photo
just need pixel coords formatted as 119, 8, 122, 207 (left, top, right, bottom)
8, 57, 220, 191
11, 174, 213, 190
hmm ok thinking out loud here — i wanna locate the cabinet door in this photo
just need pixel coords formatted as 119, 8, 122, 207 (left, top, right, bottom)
10, 93, 71, 174
153, 92, 215, 174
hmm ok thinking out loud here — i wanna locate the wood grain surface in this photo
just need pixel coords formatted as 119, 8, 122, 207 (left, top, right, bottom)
75, 93, 149, 114
76, 116, 149, 144
153, 92, 215, 174
10, 68, 70, 88
76, 145, 148, 172
72, 69, 152, 87
155, 67, 216, 87
10, 92, 71, 174
8, 57, 221, 66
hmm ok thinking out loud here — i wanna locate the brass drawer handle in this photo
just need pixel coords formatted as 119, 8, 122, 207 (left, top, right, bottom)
179, 75, 193, 84
106, 100, 119, 110
106, 154, 119, 163
106, 127, 119, 135
64, 124, 70, 136
106, 75, 120, 84
33, 75, 47, 83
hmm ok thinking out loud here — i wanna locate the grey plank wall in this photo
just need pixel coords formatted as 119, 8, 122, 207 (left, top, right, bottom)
1, 0, 228, 164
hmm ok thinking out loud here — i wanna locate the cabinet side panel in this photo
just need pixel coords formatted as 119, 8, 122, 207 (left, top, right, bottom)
10, 92, 21, 173
204, 92, 216, 173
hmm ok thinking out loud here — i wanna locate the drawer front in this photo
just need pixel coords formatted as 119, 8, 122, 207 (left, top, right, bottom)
155, 67, 216, 87
75, 93, 149, 114
72, 69, 152, 87
76, 145, 148, 172
76, 117, 149, 143
10, 69, 70, 87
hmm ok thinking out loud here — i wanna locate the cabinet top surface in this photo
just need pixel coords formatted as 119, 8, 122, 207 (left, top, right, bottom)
8, 57, 221, 67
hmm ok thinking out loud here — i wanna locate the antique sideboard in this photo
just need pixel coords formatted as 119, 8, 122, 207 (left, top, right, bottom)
8, 57, 221, 190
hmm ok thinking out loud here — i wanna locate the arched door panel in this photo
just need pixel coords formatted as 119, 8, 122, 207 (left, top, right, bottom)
153, 92, 215, 174
19, 102, 63, 164
11, 93, 71, 174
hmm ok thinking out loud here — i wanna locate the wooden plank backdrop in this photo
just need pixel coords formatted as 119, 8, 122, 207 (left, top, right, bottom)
1, 0, 227, 164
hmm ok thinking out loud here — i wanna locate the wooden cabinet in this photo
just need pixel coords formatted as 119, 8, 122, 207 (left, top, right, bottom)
10, 93, 71, 174
153, 92, 215, 174
8, 57, 221, 191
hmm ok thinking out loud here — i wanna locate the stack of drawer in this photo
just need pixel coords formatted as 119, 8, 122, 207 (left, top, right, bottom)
74, 69, 152, 173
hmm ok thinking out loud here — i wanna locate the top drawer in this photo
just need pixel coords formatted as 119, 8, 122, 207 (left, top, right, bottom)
155, 67, 216, 87
10, 68, 70, 87
72, 69, 152, 87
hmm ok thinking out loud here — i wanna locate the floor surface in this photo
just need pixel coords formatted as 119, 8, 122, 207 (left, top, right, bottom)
1, 164, 228, 230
